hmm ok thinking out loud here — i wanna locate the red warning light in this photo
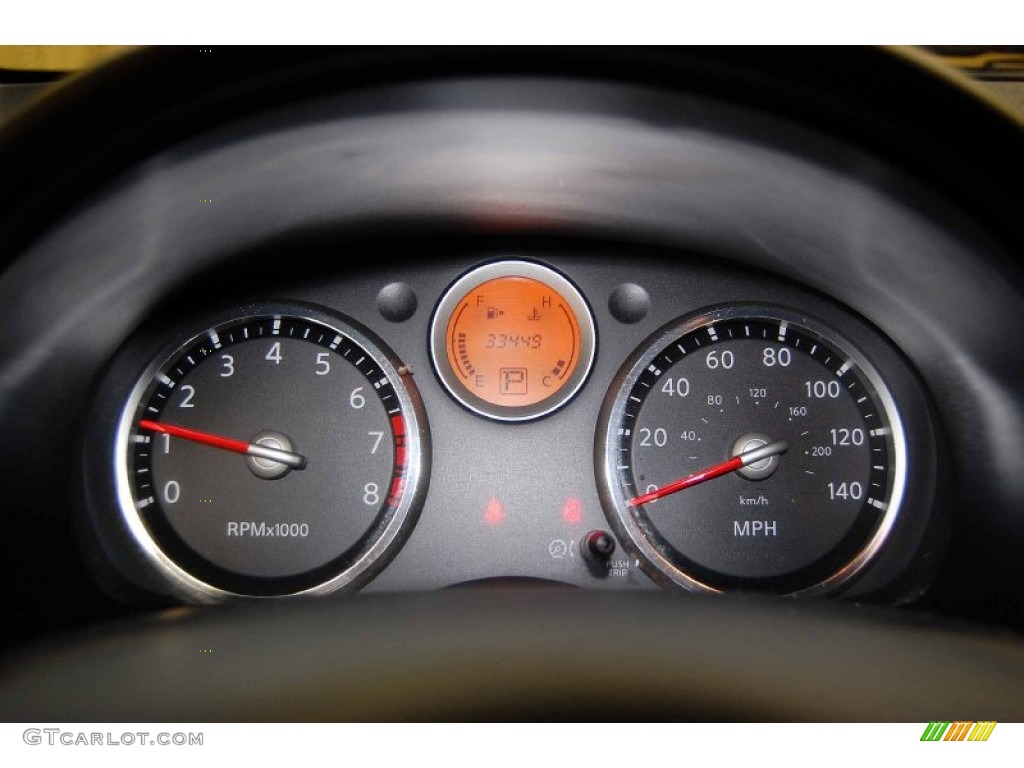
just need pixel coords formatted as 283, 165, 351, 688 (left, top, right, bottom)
562, 497, 583, 525
484, 498, 505, 526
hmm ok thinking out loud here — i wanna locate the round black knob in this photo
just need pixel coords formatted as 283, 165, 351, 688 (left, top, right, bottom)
582, 530, 616, 563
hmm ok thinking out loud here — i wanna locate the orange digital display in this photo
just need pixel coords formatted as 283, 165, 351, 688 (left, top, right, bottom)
445, 275, 583, 408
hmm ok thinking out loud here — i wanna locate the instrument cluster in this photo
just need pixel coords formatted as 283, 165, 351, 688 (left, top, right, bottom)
81, 251, 942, 603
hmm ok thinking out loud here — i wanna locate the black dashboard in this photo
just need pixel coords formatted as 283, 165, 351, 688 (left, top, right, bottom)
1, 47, 1023, 720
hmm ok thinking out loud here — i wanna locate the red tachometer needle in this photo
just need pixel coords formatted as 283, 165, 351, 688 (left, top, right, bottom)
627, 439, 788, 507
139, 420, 307, 470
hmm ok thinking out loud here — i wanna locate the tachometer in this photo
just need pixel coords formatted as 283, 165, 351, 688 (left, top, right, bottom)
596, 305, 907, 595
114, 304, 429, 598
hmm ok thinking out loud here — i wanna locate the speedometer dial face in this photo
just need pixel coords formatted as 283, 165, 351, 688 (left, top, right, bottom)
116, 305, 429, 598
596, 305, 907, 595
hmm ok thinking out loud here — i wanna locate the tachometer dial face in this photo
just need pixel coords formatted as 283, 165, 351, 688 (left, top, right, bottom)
596, 305, 907, 595
116, 306, 429, 598
431, 261, 596, 421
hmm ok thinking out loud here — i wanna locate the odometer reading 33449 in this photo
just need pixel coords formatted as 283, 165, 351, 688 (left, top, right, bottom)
597, 305, 907, 595
116, 305, 429, 598
431, 261, 596, 421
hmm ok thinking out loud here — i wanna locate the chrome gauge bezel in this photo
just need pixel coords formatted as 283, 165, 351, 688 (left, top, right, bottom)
112, 302, 430, 602
429, 260, 597, 422
596, 304, 909, 596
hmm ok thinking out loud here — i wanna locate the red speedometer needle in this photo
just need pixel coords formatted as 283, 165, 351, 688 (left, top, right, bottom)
627, 439, 788, 507
138, 420, 307, 470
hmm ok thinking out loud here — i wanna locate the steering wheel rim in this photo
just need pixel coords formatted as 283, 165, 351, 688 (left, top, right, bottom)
2, 590, 1024, 721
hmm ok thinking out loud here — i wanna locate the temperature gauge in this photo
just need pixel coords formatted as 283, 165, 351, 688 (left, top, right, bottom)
430, 261, 596, 421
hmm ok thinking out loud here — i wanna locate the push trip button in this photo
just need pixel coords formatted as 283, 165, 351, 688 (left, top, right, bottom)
582, 530, 616, 563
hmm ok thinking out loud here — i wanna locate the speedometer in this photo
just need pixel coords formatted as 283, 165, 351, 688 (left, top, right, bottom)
596, 305, 907, 595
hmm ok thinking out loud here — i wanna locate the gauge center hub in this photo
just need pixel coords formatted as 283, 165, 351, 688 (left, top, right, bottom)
247, 430, 296, 479
732, 432, 779, 480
